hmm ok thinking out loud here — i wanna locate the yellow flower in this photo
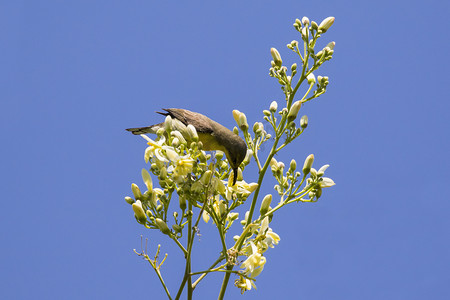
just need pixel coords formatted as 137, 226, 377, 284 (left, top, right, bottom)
265, 229, 280, 248
141, 134, 171, 163
202, 210, 210, 223
235, 276, 256, 294
173, 154, 195, 176
241, 242, 266, 277
163, 147, 195, 177
225, 179, 258, 200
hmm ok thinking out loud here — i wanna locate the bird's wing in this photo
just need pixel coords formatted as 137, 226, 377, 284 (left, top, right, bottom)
159, 108, 214, 134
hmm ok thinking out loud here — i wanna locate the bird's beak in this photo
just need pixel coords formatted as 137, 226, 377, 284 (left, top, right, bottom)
232, 167, 238, 186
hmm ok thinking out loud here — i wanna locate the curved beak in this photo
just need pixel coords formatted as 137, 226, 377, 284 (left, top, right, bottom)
232, 167, 238, 186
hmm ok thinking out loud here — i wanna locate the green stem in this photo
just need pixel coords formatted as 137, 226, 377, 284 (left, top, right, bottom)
172, 237, 187, 256
155, 268, 173, 300
175, 202, 195, 300
192, 257, 225, 290
218, 28, 322, 300
217, 264, 234, 300
217, 222, 229, 258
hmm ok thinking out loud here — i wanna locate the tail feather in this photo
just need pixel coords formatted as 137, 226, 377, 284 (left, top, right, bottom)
125, 126, 157, 135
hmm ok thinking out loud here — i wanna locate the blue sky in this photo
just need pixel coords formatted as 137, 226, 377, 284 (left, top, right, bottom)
2, 1, 450, 299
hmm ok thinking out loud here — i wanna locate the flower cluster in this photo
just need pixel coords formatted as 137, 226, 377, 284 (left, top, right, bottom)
125, 117, 259, 238
124, 15, 336, 298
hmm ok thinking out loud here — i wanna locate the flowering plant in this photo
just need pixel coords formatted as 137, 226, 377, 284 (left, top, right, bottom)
125, 16, 336, 299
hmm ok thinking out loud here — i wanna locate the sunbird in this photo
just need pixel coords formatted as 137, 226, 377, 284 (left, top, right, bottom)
126, 108, 247, 185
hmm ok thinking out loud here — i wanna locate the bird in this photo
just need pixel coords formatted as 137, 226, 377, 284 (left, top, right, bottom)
126, 108, 247, 185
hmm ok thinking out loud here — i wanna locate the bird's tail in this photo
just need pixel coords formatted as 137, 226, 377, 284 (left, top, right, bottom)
125, 125, 158, 135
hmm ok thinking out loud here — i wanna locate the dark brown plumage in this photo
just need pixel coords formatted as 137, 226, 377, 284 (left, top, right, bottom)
126, 108, 247, 185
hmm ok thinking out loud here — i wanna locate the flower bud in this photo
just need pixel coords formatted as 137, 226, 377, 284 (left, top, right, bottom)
155, 127, 165, 137
233, 126, 239, 135
295, 18, 302, 26
287, 101, 302, 122
159, 167, 167, 180
198, 151, 207, 163
270, 157, 278, 172
310, 168, 317, 178
315, 50, 324, 59
289, 159, 297, 171
301, 16, 310, 26
326, 41, 336, 50
316, 186, 322, 198
311, 21, 318, 30
172, 224, 182, 233
260, 194, 272, 216
243, 149, 253, 165
307, 73, 316, 84
269, 67, 276, 76
269, 101, 278, 112
186, 124, 198, 142
164, 115, 173, 132
141, 168, 153, 191
302, 154, 314, 175
253, 122, 260, 134
155, 218, 171, 235
215, 150, 224, 160
238, 113, 249, 132
132, 200, 147, 223
263, 110, 271, 116
318, 17, 335, 33
300, 115, 308, 129
253, 122, 264, 135
179, 196, 186, 211
171, 130, 187, 144
171, 137, 180, 147
218, 201, 227, 217
301, 27, 308, 38
201, 170, 213, 185
228, 212, 239, 221
125, 196, 134, 205
317, 76, 323, 84
232, 110, 242, 125
270, 48, 282, 68
291, 63, 297, 72
131, 183, 142, 200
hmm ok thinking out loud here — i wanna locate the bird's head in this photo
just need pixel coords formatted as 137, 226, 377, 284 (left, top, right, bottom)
226, 138, 247, 185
